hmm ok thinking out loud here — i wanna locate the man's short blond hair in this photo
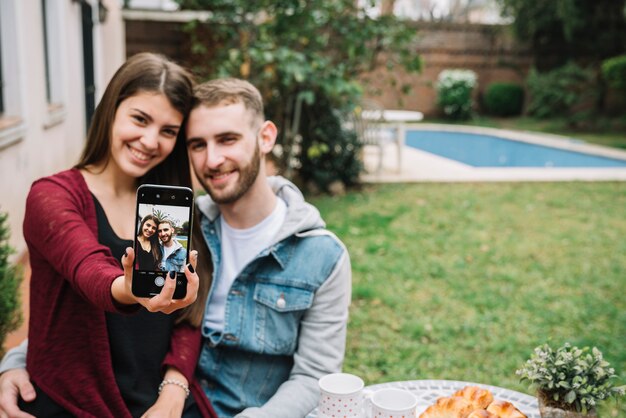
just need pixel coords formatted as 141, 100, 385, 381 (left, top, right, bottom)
192, 78, 264, 125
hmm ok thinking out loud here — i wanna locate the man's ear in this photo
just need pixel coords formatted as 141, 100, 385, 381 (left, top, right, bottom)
258, 121, 278, 155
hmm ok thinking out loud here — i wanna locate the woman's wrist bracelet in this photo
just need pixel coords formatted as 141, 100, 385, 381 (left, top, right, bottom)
158, 378, 190, 398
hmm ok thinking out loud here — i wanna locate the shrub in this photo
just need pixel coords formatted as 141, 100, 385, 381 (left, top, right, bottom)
297, 94, 362, 193
517, 343, 626, 414
483, 82, 524, 117
436, 69, 477, 120
526, 62, 595, 118
0, 211, 22, 356
602, 54, 626, 91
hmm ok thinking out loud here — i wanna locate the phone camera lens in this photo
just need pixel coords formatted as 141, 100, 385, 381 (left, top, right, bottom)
171, 195, 176, 200
156, 194, 160, 198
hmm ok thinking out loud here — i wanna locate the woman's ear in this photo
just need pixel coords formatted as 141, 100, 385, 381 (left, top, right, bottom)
258, 121, 278, 155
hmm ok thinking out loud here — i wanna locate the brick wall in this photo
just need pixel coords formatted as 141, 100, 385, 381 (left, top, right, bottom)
362, 21, 532, 116
125, 19, 532, 117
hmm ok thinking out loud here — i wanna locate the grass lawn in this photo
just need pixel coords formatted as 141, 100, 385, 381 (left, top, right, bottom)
309, 182, 626, 417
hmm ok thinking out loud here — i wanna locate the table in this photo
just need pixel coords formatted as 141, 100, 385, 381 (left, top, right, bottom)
306, 379, 540, 418
361, 110, 424, 173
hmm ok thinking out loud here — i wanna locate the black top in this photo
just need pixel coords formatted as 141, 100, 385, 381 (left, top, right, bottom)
94, 196, 179, 417
135, 240, 159, 270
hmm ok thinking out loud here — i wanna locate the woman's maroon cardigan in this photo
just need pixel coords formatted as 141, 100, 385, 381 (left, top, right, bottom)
23, 169, 214, 417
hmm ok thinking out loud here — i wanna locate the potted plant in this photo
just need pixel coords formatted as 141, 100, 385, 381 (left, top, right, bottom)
516, 343, 625, 418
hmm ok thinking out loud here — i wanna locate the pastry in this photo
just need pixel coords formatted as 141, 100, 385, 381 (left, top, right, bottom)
453, 386, 494, 409
466, 410, 499, 418
486, 400, 527, 418
419, 396, 474, 418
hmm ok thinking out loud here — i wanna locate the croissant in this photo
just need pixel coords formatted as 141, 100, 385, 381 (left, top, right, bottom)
419, 396, 474, 418
466, 410, 499, 418
486, 400, 527, 418
453, 386, 494, 410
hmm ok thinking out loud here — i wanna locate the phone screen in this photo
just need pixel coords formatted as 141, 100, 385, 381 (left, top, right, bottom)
132, 184, 194, 299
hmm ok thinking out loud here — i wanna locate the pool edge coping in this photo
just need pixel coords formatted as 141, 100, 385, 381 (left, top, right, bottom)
402, 123, 626, 162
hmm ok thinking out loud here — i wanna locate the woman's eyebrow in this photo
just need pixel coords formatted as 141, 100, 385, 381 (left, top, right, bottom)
130, 108, 153, 122
131, 108, 181, 129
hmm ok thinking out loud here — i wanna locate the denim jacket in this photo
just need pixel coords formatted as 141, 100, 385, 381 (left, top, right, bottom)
159, 239, 187, 273
195, 176, 351, 418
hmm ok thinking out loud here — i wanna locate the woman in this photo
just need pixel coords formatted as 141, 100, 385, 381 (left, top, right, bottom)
5, 53, 213, 417
135, 214, 162, 271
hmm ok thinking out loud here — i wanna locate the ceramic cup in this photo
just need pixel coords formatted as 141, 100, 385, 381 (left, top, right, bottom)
318, 373, 365, 418
370, 388, 418, 418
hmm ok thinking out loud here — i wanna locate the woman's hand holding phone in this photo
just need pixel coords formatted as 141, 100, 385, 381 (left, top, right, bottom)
112, 248, 200, 314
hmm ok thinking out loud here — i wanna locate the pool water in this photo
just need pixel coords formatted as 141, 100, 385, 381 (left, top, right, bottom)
405, 130, 626, 168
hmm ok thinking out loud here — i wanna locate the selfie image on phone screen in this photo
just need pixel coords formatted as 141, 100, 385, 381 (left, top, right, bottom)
132, 184, 193, 299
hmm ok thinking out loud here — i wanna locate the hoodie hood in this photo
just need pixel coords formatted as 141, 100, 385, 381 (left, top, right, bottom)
196, 176, 325, 244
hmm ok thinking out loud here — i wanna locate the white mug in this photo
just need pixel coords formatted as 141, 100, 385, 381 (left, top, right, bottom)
369, 388, 418, 418
318, 373, 365, 418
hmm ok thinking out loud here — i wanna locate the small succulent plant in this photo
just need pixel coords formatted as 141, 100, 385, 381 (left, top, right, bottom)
516, 343, 625, 414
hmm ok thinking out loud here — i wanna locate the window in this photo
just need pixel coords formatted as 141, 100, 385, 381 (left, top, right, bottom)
41, 0, 66, 128
0, 0, 25, 149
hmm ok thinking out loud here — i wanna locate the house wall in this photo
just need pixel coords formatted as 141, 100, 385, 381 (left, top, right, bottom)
0, 0, 125, 256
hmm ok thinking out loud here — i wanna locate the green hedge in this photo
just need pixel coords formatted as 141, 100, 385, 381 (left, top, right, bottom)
483, 82, 524, 117
436, 69, 477, 120
602, 54, 626, 91
526, 63, 595, 118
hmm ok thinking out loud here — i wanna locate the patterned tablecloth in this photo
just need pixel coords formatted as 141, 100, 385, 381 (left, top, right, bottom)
306, 379, 540, 418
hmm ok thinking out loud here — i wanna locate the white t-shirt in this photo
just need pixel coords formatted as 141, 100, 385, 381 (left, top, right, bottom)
162, 243, 176, 261
203, 198, 287, 332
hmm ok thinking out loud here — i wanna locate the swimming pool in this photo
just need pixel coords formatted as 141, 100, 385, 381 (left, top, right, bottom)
404, 130, 626, 168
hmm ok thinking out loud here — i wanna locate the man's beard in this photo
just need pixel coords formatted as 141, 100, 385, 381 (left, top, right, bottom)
205, 143, 261, 205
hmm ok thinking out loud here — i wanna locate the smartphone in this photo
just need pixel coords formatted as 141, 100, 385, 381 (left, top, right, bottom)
132, 184, 194, 299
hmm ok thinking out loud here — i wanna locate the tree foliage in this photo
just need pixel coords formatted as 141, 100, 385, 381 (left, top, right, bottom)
0, 212, 22, 356
176, 0, 421, 192
496, 0, 626, 70
525, 62, 595, 118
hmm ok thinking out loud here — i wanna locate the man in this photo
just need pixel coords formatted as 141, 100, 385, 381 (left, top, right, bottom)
157, 219, 187, 273
0, 78, 352, 418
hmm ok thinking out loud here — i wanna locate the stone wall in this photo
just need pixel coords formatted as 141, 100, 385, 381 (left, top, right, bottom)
125, 18, 533, 117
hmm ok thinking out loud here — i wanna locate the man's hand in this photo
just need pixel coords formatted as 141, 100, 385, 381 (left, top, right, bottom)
112, 248, 200, 314
0, 369, 36, 418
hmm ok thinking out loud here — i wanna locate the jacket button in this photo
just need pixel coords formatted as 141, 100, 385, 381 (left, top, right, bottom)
276, 294, 286, 309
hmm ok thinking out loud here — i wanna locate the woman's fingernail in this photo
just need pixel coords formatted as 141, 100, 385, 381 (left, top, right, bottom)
169, 271, 176, 279
188, 264, 195, 273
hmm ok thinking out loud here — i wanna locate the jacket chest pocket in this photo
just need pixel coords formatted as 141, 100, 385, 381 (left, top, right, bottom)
253, 282, 314, 355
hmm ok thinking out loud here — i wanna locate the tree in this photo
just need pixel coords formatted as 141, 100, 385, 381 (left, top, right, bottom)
176, 0, 421, 192
496, 0, 626, 70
